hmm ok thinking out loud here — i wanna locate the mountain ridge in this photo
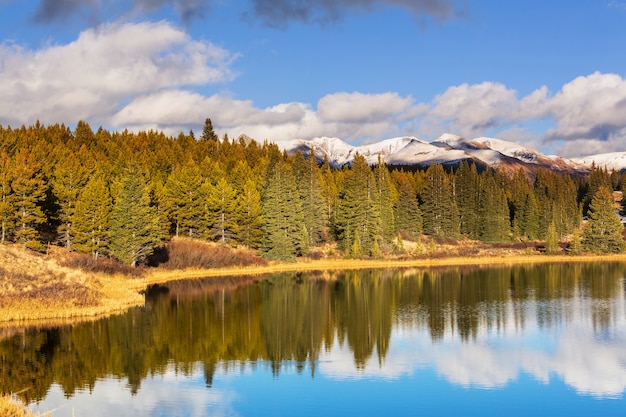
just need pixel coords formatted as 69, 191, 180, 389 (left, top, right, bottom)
284, 134, 617, 174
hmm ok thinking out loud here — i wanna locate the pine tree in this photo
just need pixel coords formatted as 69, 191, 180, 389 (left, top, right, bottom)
0, 152, 15, 244
261, 161, 307, 260
335, 154, 380, 257
321, 157, 338, 241
393, 171, 422, 239
74, 120, 95, 148
421, 164, 459, 238
510, 169, 540, 240
569, 228, 583, 254
206, 177, 239, 245
293, 151, 327, 247
236, 177, 263, 249
373, 158, 396, 244
582, 186, 626, 253
478, 171, 511, 243
73, 174, 111, 259
160, 159, 205, 238
12, 150, 47, 250
553, 174, 581, 238
109, 169, 161, 266
454, 162, 480, 239
201, 118, 219, 142
52, 151, 91, 250
545, 221, 559, 254
582, 164, 612, 216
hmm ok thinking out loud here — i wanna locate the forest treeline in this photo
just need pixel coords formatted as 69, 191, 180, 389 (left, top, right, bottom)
0, 119, 624, 264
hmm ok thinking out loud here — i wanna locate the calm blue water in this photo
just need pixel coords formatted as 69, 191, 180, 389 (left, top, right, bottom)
7, 264, 626, 416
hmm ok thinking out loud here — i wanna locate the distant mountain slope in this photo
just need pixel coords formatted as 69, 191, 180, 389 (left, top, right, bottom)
285, 134, 595, 175
571, 152, 626, 172
284, 133, 626, 174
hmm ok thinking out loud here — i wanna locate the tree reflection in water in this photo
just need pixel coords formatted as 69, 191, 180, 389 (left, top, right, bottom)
1, 262, 625, 403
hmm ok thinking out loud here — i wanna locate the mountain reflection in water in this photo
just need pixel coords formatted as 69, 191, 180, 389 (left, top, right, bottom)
2, 263, 626, 415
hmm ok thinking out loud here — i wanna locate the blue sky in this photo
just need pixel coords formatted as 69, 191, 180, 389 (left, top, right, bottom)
1, 1, 626, 156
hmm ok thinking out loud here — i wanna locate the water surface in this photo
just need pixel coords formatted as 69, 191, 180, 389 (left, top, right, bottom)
2, 263, 626, 416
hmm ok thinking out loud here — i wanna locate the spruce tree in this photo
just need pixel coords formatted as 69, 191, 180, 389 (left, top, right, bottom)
582, 164, 612, 216
206, 177, 239, 245
261, 161, 307, 260
73, 174, 111, 259
321, 157, 338, 241
293, 151, 327, 247
510, 169, 540, 240
545, 221, 559, 254
53, 151, 91, 251
201, 118, 219, 142
421, 164, 459, 238
236, 177, 263, 249
478, 171, 511, 243
582, 186, 626, 253
0, 152, 15, 244
12, 150, 47, 250
393, 172, 422, 239
373, 157, 396, 244
335, 154, 380, 257
109, 169, 161, 266
454, 162, 480, 239
160, 159, 205, 238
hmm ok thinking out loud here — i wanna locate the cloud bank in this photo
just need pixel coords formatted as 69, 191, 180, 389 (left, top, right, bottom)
247, 0, 461, 28
0, 20, 236, 126
28, 0, 461, 26
2, 20, 626, 157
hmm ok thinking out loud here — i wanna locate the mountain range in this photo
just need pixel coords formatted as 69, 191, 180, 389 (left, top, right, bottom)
285, 134, 626, 175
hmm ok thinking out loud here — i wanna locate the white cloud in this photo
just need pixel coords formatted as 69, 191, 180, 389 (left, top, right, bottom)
2, 18, 626, 157
0, 20, 237, 126
317, 91, 414, 123
544, 72, 626, 141
318, 299, 626, 398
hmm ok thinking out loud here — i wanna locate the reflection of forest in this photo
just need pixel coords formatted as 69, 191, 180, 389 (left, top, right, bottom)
2, 263, 625, 402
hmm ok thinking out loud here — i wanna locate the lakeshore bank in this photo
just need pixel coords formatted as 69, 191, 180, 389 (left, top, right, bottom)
2, 243, 626, 327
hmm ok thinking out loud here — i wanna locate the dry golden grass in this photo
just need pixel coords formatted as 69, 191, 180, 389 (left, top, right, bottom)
3, 240, 626, 325
0, 394, 49, 417
144, 252, 626, 284
0, 244, 142, 326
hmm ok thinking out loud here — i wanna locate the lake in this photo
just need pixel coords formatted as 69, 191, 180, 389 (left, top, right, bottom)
2, 262, 626, 416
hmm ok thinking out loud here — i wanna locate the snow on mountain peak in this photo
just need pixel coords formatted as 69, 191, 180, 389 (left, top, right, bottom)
572, 152, 626, 171
283, 134, 622, 173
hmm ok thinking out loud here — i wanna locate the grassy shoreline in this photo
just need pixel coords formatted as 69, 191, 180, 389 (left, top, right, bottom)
3, 243, 626, 327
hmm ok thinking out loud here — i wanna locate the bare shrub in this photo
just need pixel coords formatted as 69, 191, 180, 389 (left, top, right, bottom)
152, 239, 268, 270
60, 252, 143, 277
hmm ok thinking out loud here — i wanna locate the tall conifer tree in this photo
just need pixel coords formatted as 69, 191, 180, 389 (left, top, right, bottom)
206, 177, 239, 245
12, 150, 47, 250
237, 177, 263, 249
0, 152, 15, 244
479, 171, 511, 243
73, 174, 111, 259
160, 159, 205, 238
454, 162, 480, 239
293, 151, 328, 247
53, 151, 91, 250
393, 172, 422, 239
374, 158, 396, 244
335, 154, 380, 257
109, 169, 161, 266
421, 164, 459, 238
582, 186, 625, 253
261, 161, 307, 260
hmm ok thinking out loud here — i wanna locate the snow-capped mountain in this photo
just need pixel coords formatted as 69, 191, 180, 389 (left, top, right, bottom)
285, 134, 599, 174
571, 152, 626, 172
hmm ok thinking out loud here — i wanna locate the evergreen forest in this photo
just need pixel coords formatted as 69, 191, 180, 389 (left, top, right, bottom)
0, 119, 624, 264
